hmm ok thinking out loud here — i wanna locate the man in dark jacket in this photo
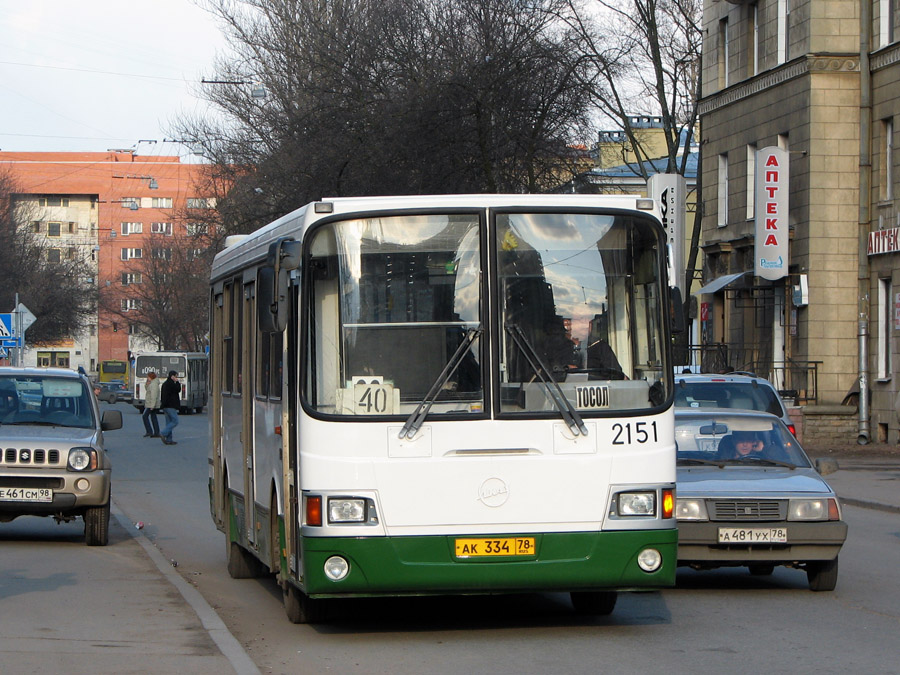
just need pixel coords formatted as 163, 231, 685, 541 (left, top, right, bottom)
159, 370, 181, 445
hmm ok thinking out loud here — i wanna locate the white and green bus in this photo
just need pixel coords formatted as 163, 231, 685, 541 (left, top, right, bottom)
209, 194, 681, 623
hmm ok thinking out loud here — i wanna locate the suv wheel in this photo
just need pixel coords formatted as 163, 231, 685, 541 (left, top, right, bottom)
85, 502, 110, 546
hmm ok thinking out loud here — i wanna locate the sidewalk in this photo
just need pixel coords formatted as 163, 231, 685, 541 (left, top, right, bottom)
804, 442, 900, 513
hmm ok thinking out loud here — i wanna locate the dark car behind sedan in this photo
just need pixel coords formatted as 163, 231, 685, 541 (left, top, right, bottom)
675, 409, 846, 591
98, 382, 133, 404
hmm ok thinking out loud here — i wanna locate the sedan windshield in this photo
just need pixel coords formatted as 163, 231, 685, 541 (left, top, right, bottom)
675, 414, 811, 467
0, 375, 96, 428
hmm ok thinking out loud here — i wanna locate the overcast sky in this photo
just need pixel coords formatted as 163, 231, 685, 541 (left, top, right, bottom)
0, 1, 229, 159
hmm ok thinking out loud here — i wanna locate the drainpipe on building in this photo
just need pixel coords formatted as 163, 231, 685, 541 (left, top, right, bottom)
857, 0, 872, 444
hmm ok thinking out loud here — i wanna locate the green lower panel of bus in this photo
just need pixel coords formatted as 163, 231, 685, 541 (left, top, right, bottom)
299, 530, 677, 598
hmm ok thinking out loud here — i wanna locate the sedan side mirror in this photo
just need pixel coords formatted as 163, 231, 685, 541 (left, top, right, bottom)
815, 458, 839, 476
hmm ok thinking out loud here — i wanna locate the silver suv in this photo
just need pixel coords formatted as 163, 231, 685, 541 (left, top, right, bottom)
674, 372, 795, 435
0, 367, 122, 545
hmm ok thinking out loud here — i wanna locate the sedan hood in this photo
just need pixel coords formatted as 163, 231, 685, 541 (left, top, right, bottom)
677, 466, 835, 497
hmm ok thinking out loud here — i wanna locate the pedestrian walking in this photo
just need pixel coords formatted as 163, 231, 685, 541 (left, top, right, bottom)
141, 372, 161, 438
159, 370, 181, 446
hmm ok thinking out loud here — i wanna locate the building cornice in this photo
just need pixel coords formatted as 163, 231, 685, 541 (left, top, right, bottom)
871, 42, 900, 71
699, 55, 859, 116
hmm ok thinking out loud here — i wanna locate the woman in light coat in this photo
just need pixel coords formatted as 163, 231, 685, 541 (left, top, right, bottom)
142, 372, 161, 437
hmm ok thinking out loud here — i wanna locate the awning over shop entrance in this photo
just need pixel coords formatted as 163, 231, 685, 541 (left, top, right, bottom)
692, 271, 748, 295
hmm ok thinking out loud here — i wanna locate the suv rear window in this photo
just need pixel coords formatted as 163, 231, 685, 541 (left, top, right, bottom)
675, 382, 783, 417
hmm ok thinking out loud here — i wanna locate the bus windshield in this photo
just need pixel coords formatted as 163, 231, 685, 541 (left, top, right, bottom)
306, 213, 482, 416
497, 212, 668, 413
304, 210, 668, 417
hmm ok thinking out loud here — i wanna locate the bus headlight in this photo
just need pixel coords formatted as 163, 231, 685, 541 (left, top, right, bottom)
637, 548, 662, 572
675, 498, 709, 521
324, 556, 350, 581
617, 491, 656, 517
328, 498, 366, 523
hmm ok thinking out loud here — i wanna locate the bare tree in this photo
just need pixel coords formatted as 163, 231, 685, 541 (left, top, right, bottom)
177, 0, 594, 236
100, 230, 214, 351
0, 169, 97, 345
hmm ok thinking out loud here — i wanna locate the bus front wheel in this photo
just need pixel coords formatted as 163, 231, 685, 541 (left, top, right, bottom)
283, 584, 327, 624
570, 590, 617, 616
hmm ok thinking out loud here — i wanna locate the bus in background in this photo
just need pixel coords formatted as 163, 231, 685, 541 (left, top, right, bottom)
209, 194, 682, 623
133, 351, 209, 414
98, 359, 129, 387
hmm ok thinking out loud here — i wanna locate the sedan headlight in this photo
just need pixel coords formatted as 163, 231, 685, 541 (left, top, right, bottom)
67, 447, 99, 472
617, 491, 656, 517
789, 498, 840, 521
675, 498, 709, 521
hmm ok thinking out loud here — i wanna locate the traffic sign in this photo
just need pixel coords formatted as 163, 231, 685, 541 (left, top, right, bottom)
15, 303, 36, 333
0, 314, 11, 337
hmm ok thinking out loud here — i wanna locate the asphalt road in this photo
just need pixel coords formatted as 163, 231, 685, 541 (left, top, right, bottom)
4, 402, 900, 674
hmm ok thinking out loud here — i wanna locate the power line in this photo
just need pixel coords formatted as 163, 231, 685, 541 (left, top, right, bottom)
0, 60, 195, 83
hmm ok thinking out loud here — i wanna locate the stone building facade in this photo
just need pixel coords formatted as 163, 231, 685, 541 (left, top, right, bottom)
699, 0, 899, 441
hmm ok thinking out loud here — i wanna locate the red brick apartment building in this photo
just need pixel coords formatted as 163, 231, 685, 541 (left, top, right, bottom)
0, 151, 215, 379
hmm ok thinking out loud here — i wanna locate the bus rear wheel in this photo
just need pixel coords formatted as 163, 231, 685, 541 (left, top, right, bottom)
283, 584, 327, 624
570, 590, 617, 616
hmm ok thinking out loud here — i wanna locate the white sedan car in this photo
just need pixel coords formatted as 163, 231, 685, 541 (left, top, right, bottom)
675, 409, 847, 591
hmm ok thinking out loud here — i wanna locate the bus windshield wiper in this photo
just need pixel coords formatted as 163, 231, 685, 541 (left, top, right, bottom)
399, 325, 483, 440
505, 324, 588, 437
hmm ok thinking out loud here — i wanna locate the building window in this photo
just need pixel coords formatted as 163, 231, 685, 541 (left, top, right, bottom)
47, 222, 61, 237
121, 272, 143, 285
121, 298, 142, 312
882, 117, 894, 202
48, 248, 61, 263
880, 0, 895, 47
778, 0, 790, 64
122, 222, 142, 235
120, 197, 139, 209
186, 222, 208, 236
750, 3, 759, 76
151, 222, 173, 235
39, 196, 69, 207
121, 248, 143, 260
152, 248, 172, 260
718, 153, 729, 227
32, 221, 41, 233
187, 197, 213, 209
151, 197, 173, 209
37, 351, 69, 368
746, 144, 757, 220
718, 18, 729, 89
878, 278, 892, 379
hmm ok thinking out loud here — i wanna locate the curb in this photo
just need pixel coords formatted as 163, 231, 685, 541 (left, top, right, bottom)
837, 496, 900, 515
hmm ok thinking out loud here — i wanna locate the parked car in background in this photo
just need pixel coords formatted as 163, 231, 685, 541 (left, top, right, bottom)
674, 372, 795, 435
98, 381, 133, 404
0, 367, 123, 545
674, 409, 846, 591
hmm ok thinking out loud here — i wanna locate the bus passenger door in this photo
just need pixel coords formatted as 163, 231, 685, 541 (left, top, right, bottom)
242, 280, 257, 547
210, 290, 224, 526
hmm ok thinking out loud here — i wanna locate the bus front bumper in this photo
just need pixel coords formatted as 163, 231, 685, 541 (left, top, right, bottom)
298, 530, 677, 597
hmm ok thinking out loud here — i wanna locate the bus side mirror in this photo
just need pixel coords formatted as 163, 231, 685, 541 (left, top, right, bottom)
670, 286, 685, 335
258, 238, 302, 333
